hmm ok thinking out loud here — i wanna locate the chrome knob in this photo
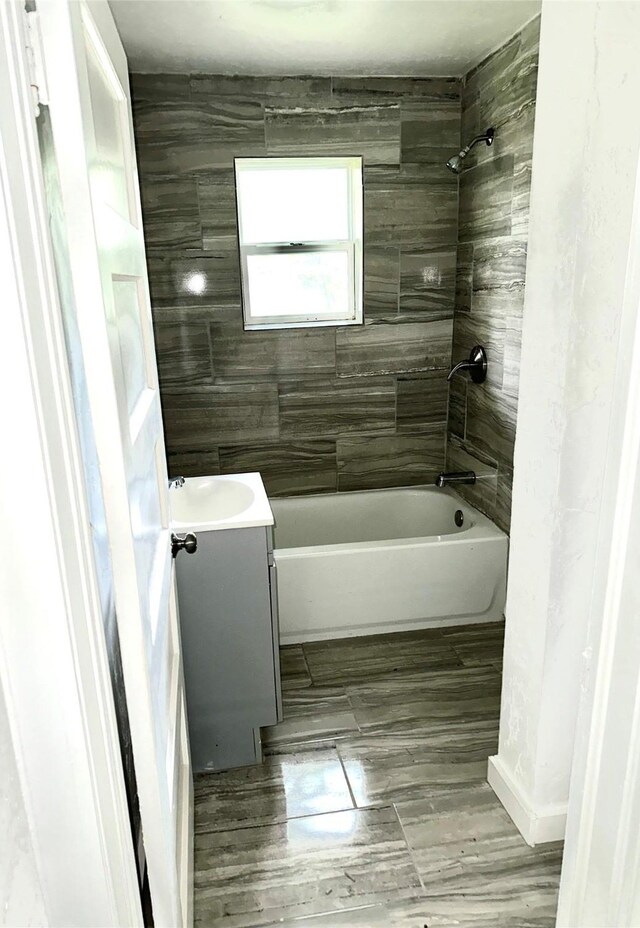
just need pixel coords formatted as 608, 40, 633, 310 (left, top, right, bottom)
171, 532, 198, 558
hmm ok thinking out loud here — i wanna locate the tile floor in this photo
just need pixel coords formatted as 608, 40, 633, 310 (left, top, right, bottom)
194, 622, 564, 927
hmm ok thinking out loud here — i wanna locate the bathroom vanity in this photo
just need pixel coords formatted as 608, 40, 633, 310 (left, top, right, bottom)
170, 474, 281, 772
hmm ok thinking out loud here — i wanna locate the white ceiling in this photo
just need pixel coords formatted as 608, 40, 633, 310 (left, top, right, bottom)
109, 0, 541, 77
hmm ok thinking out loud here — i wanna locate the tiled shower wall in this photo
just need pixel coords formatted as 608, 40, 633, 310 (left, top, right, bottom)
445, 17, 540, 532
131, 75, 462, 495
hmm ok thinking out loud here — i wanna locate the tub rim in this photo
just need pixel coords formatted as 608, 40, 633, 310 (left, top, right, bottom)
272, 485, 506, 558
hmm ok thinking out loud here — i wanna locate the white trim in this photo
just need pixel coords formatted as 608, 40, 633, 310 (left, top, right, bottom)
487, 756, 567, 847
555, 96, 640, 926
0, 1, 141, 923
235, 156, 363, 330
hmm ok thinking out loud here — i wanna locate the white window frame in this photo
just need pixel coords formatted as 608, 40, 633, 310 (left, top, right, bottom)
234, 156, 363, 330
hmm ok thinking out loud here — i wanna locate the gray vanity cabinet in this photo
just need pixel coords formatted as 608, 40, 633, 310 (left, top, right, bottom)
176, 525, 282, 772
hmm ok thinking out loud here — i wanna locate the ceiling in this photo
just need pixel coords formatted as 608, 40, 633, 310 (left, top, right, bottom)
109, 0, 541, 77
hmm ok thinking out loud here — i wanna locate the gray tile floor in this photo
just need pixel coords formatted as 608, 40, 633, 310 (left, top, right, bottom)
194, 622, 564, 927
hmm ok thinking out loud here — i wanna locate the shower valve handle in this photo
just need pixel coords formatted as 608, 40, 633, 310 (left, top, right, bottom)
447, 345, 488, 384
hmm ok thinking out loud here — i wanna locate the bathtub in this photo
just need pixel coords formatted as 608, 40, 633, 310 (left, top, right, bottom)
271, 486, 508, 643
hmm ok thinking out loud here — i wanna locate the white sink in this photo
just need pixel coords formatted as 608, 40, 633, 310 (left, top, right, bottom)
169, 473, 274, 532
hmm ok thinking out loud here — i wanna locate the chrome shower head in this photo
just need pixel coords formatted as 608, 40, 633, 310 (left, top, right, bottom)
446, 152, 465, 174
446, 127, 495, 174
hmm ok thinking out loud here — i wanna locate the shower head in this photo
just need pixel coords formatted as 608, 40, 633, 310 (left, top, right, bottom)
446, 127, 495, 174
446, 153, 464, 174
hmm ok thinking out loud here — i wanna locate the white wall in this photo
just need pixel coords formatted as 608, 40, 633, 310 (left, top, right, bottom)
0, 682, 47, 927
489, 0, 640, 844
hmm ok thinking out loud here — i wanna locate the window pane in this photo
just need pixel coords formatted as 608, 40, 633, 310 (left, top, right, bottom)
237, 167, 350, 244
246, 251, 351, 319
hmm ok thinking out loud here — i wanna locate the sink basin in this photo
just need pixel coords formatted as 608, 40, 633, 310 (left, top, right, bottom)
170, 473, 273, 532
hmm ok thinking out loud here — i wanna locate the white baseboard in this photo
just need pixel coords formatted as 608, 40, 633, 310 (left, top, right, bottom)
488, 755, 567, 846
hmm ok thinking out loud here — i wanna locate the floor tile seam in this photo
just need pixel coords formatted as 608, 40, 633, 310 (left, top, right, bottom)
391, 801, 429, 896
299, 647, 323, 687
337, 745, 360, 810
193, 800, 359, 838
262, 733, 356, 752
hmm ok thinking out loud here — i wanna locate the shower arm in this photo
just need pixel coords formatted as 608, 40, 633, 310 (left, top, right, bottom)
459, 128, 495, 157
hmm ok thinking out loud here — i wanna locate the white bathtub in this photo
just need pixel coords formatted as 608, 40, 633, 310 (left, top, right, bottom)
271, 486, 508, 643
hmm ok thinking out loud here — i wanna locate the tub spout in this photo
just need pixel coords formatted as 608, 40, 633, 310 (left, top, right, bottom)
435, 471, 476, 488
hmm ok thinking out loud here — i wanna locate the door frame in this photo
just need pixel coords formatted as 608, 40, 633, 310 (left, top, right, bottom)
0, 2, 141, 924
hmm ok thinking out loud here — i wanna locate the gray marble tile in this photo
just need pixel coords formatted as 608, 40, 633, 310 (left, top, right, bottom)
198, 172, 239, 250
265, 105, 400, 165
139, 175, 201, 251
509, 109, 537, 238
399, 249, 456, 315
365, 165, 458, 246
303, 629, 459, 686
191, 74, 332, 106
280, 645, 312, 690
401, 101, 462, 164
445, 437, 499, 514
279, 377, 395, 437
347, 663, 501, 709
458, 154, 514, 243
472, 238, 527, 295
210, 319, 336, 381
495, 461, 514, 534
219, 442, 337, 497
363, 247, 399, 316
460, 94, 481, 152
349, 664, 501, 735
396, 373, 448, 433
503, 314, 523, 399
478, 38, 539, 134
396, 782, 562, 928
465, 387, 517, 467
447, 376, 467, 440
135, 98, 266, 174
162, 383, 278, 449
167, 449, 220, 478
331, 77, 461, 104
440, 621, 505, 667
194, 748, 353, 833
263, 686, 359, 749
338, 722, 499, 808
259, 899, 433, 927
470, 283, 525, 323
337, 431, 446, 492
147, 252, 240, 309
130, 73, 191, 105
336, 318, 453, 377
455, 242, 474, 314
194, 806, 423, 926
465, 32, 523, 101
154, 323, 212, 388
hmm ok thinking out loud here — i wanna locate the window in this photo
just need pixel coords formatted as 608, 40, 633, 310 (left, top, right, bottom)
234, 157, 363, 330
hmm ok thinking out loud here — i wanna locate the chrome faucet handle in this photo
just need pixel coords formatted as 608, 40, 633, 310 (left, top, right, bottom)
447, 345, 487, 384
169, 476, 186, 489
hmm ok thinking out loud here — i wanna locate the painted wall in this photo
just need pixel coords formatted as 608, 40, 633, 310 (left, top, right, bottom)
131, 75, 462, 495
490, 0, 640, 845
0, 681, 47, 927
445, 17, 540, 533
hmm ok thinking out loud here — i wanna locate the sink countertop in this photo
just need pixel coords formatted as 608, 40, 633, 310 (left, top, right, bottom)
169, 473, 274, 533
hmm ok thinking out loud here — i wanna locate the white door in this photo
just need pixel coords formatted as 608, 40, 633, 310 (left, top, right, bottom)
37, 2, 192, 925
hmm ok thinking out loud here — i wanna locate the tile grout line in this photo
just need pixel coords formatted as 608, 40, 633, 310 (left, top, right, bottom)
391, 801, 429, 896
336, 744, 360, 812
